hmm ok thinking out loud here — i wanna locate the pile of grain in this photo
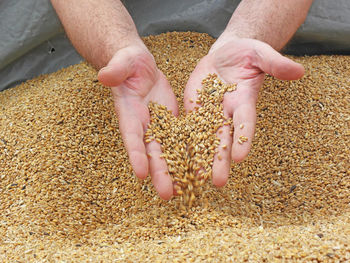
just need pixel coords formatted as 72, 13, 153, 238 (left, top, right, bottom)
0, 32, 349, 262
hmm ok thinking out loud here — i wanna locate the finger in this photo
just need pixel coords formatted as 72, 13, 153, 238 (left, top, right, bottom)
255, 43, 305, 80
151, 73, 180, 117
183, 58, 214, 113
97, 48, 133, 87
121, 128, 149, 180
117, 105, 149, 180
146, 140, 173, 200
231, 102, 256, 163
183, 76, 202, 113
212, 123, 233, 187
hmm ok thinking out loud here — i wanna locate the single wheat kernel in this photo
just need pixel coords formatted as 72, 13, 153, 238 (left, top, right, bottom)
239, 135, 248, 143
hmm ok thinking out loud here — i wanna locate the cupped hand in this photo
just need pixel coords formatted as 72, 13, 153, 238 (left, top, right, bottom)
98, 45, 179, 200
184, 36, 304, 187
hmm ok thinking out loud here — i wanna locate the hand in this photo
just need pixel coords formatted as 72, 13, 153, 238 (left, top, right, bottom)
98, 45, 179, 200
184, 36, 304, 187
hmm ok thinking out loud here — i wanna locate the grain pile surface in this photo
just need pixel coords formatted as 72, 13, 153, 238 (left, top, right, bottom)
0, 32, 350, 262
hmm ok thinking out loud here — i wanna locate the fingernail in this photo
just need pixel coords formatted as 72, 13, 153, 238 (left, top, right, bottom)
99, 66, 110, 75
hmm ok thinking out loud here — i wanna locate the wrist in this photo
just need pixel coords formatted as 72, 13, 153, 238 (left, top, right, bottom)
98, 42, 157, 89
209, 32, 240, 54
102, 35, 149, 67
111, 42, 154, 66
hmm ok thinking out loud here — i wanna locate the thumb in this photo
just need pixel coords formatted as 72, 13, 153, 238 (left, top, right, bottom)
97, 48, 134, 87
255, 42, 305, 80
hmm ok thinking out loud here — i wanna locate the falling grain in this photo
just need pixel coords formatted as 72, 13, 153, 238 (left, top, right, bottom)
146, 73, 236, 206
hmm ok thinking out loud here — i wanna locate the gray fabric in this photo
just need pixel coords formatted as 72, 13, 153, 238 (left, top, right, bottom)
125, 0, 240, 37
0, 33, 82, 90
0, 0, 63, 71
1, 0, 350, 91
285, 0, 350, 55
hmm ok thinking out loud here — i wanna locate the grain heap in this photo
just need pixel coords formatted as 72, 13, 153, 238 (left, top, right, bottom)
146, 74, 236, 206
0, 32, 350, 262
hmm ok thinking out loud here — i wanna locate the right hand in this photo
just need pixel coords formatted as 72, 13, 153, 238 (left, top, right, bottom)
184, 36, 304, 187
98, 45, 179, 200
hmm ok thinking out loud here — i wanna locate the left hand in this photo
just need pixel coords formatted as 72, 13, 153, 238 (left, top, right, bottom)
184, 36, 305, 187
98, 45, 179, 200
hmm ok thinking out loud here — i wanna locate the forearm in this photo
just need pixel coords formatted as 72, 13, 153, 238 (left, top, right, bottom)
217, 0, 314, 51
51, 0, 144, 69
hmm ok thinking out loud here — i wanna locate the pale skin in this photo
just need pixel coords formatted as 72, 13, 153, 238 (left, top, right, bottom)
51, 0, 314, 200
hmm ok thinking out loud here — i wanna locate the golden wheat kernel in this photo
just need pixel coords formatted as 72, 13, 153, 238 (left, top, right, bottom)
222, 145, 227, 150
159, 153, 167, 159
174, 184, 182, 190
180, 178, 188, 184
189, 98, 194, 103
177, 190, 183, 195
240, 124, 244, 129
239, 135, 248, 143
